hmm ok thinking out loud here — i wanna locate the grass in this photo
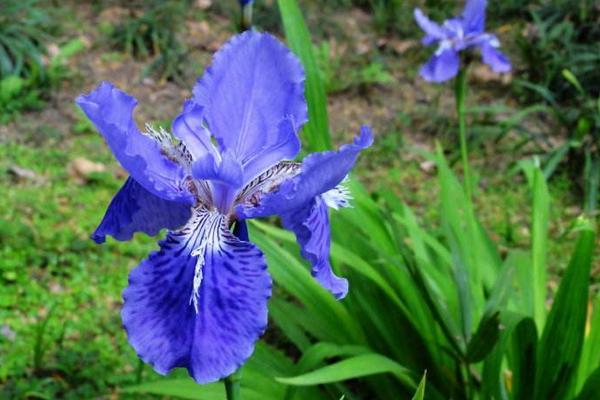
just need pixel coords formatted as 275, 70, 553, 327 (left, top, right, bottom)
0, 134, 154, 398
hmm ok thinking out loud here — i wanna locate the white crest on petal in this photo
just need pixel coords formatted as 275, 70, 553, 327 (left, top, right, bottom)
145, 123, 194, 168
235, 161, 301, 207
322, 178, 352, 210
184, 208, 227, 314
189, 242, 207, 314
435, 39, 454, 55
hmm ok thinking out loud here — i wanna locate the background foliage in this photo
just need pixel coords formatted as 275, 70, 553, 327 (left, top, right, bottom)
1, 0, 599, 399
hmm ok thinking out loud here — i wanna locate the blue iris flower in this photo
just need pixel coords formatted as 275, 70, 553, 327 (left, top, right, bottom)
414, 0, 511, 82
76, 31, 372, 384
239, 0, 254, 5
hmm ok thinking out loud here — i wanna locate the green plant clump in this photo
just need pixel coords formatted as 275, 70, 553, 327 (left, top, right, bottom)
0, 0, 72, 122
108, 0, 188, 82
514, 1, 600, 212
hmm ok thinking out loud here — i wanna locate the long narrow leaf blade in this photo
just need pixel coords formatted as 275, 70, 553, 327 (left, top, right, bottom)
411, 372, 427, 400
522, 160, 550, 329
510, 317, 538, 400
122, 379, 224, 399
534, 222, 595, 400
576, 367, 600, 400
577, 295, 600, 391
276, 353, 416, 389
278, 0, 331, 151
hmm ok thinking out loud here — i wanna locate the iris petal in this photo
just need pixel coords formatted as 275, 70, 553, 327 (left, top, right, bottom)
419, 48, 460, 82
122, 208, 271, 384
237, 126, 373, 219
192, 31, 307, 183
241, 118, 300, 185
462, 0, 486, 34
480, 41, 511, 73
282, 197, 348, 299
235, 160, 300, 207
92, 177, 191, 243
414, 8, 446, 45
192, 151, 243, 188
76, 82, 192, 203
172, 101, 219, 162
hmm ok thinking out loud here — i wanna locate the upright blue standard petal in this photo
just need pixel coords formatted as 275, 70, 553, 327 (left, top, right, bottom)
193, 31, 307, 184
462, 0, 486, 34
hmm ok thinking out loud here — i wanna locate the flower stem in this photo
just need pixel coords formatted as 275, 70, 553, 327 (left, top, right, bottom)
224, 369, 242, 400
135, 357, 144, 384
240, 2, 253, 31
455, 66, 472, 202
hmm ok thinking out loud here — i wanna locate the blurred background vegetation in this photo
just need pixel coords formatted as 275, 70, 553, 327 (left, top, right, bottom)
1, 0, 599, 399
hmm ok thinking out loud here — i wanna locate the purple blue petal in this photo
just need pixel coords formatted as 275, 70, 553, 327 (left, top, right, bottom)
76, 82, 192, 203
92, 177, 191, 244
480, 41, 511, 73
122, 209, 271, 384
420, 48, 460, 83
414, 8, 446, 45
462, 0, 487, 34
192, 31, 306, 183
172, 101, 219, 161
281, 197, 348, 299
414, 0, 512, 81
192, 151, 243, 188
237, 126, 373, 219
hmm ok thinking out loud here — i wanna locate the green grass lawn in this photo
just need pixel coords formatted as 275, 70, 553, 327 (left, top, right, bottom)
0, 134, 150, 398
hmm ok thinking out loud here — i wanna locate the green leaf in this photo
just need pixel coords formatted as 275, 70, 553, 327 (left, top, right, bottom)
583, 148, 600, 214
466, 311, 502, 363
436, 145, 503, 338
276, 353, 416, 389
49, 38, 85, 68
543, 141, 571, 179
278, 0, 331, 152
269, 298, 311, 351
483, 260, 514, 317
122, 343, 309, 400
510, 317, 537, 400
480, 312, 528, 400
562, 69, 585, 96
250, 222, 365, 344
33, 303, 57, 372
411, 372, 427, 400
122, 379, 224, 399
576, 367, 600, 400
0, 75, 25, 102
293, 342, 371, 373
534, 223, 595, 400
577, 295, 600, 391
521, 159, 550, 330
505, 249, 534, 315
